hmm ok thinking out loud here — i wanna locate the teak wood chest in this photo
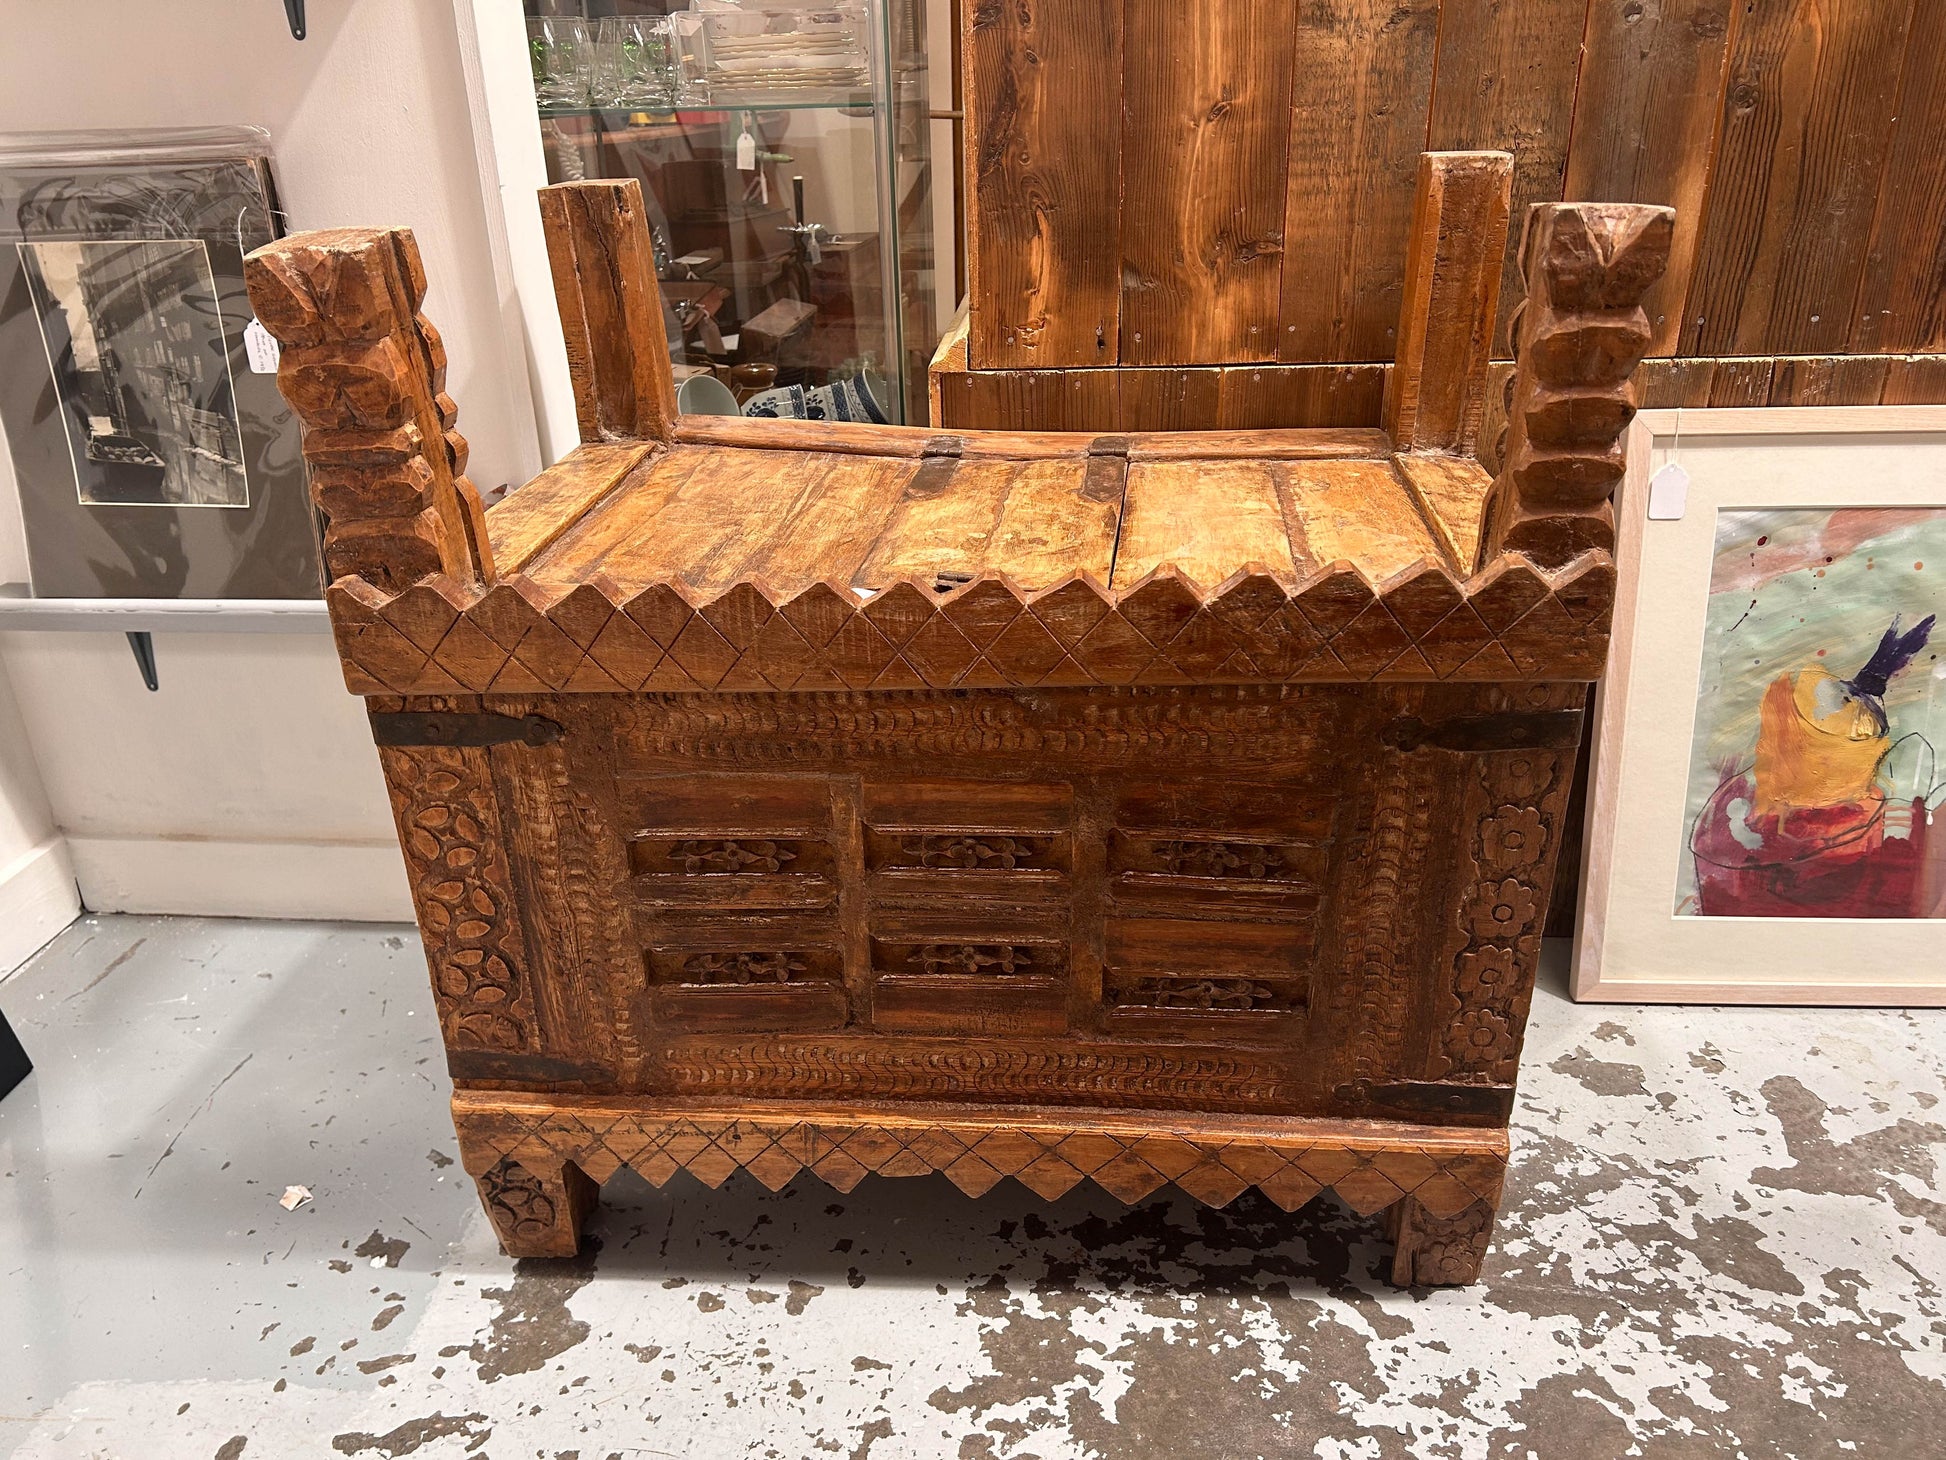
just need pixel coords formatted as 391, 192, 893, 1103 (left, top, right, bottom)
245, 155, 1670, 1284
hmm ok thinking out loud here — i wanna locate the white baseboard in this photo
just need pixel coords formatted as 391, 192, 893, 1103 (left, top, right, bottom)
0, 834, 81, 975
66, 835, 414, 922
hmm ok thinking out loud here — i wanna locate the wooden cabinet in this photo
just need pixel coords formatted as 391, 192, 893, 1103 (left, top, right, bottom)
244, 163, 1668, 1284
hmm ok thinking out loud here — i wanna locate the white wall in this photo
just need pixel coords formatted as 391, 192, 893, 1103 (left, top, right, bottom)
0, 0, 538, 945
0, 652, 72, 974
0, 630, 408, 922
0, 380, 74, 972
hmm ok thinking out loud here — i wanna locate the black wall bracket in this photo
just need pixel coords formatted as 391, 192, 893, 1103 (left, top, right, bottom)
0, 1005, 30, 1105
284, 0, 306, 40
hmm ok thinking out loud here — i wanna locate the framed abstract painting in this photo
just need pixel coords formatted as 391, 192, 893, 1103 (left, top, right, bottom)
1575, 406, 1946, 1004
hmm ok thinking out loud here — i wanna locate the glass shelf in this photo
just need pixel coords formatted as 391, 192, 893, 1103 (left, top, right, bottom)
538, 95, 880, 120
523, 0, 935, 425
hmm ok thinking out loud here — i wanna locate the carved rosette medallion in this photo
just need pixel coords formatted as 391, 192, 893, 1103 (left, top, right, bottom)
1148, 839, 1286, 879
1437, 750, 1561, 1082
894, 834, 1046, 870
679, 951, 810, 985
1394, 1200, 1496, 1286
669, 839, 798, 873
382, 744, 537, 1053
912, 943, 1037, 977
1115, 976, 1293, 1012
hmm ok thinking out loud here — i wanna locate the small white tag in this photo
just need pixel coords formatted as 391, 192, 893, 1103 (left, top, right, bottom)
1646, 461, 1690, 521
243, 317, 281, 373
736, 126, 756, 171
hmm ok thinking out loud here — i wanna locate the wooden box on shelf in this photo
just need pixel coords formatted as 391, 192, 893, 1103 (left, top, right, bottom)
243, 156, 1669, 1284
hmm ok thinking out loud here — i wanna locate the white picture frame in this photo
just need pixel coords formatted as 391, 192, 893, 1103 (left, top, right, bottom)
1573, 405, 1946, 1005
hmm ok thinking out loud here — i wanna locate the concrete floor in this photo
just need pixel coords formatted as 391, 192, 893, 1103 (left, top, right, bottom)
1, 918, 1943, 1459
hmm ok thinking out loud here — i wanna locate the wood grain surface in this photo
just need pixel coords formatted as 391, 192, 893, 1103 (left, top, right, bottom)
1280, 0, 1442, 364
953, 0, 1946, 395
1392, 454, 1494, 574
856, 458, 1123, 592
939, 348, 1944, 432
538, 181, 678, 442
1852, 0, 1946, 353
1111, 458, 1296, 590
1566, 0, 1738, 356
1119, 0, 1291, 364
1681, 0, 1916, 355
965, 0, 1123, 367
1383, 152, 1512, 454
1421, 0, 1589, 355
484, 442, 652, 577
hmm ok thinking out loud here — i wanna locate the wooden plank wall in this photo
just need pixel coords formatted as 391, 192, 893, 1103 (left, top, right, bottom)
960, 0, 1946, 393
935, 354, 1946, 436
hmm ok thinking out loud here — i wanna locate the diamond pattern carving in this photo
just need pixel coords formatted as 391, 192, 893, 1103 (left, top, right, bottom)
452, 1097, 1507, 1217
325, 551, 1614, 697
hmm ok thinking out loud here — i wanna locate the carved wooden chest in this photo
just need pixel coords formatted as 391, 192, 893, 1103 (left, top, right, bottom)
244, 157, 1669, 1284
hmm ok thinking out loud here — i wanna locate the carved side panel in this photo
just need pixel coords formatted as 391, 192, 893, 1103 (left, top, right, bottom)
613, 772, 851, 1036
1425, 688, 1583, 1085
1483, 202, 1675, 568
378, 739, 543, 1068
1325, 746, 1447, 1088
483, 705, 635, 1085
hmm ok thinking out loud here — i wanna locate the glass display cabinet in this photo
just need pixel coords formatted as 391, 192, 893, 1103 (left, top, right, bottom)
512, 0, 940, 429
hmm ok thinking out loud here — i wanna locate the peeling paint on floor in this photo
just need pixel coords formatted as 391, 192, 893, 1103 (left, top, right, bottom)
2, 915, 1943, 1457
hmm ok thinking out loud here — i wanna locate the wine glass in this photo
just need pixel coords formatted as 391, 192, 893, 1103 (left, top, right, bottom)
595, 17, 676, 109
528, 17, 594, 109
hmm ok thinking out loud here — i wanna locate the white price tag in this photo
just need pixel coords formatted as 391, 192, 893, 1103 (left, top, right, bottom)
1646, 461, 1690, 521
1642, 465, 1689, 521
736, 126, 757, 171
243, 317, 281, 374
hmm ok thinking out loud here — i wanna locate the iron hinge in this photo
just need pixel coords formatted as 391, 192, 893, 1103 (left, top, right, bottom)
370, 711, 564, 749
1381, 708, 1583, 754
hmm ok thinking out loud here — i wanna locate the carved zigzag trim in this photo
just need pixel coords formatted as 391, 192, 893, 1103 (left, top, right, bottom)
451, 1094, 1509, 1216
327, 550, 1615, 696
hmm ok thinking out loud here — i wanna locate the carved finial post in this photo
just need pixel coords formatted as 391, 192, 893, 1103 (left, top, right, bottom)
1480, 203, 1675, 568
1385, 152, 1514, 456
245, 228, 494, 595
538, 180, 678, 444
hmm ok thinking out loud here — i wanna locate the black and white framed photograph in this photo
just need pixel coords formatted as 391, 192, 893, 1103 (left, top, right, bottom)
0, 129, 321, 598
19, 238, 248, 510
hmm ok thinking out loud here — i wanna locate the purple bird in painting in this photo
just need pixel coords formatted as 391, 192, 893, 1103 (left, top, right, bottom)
1839, 613, 1936, 734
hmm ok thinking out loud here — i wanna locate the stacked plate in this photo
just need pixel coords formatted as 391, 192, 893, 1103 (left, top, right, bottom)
697, 4, 870, 93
